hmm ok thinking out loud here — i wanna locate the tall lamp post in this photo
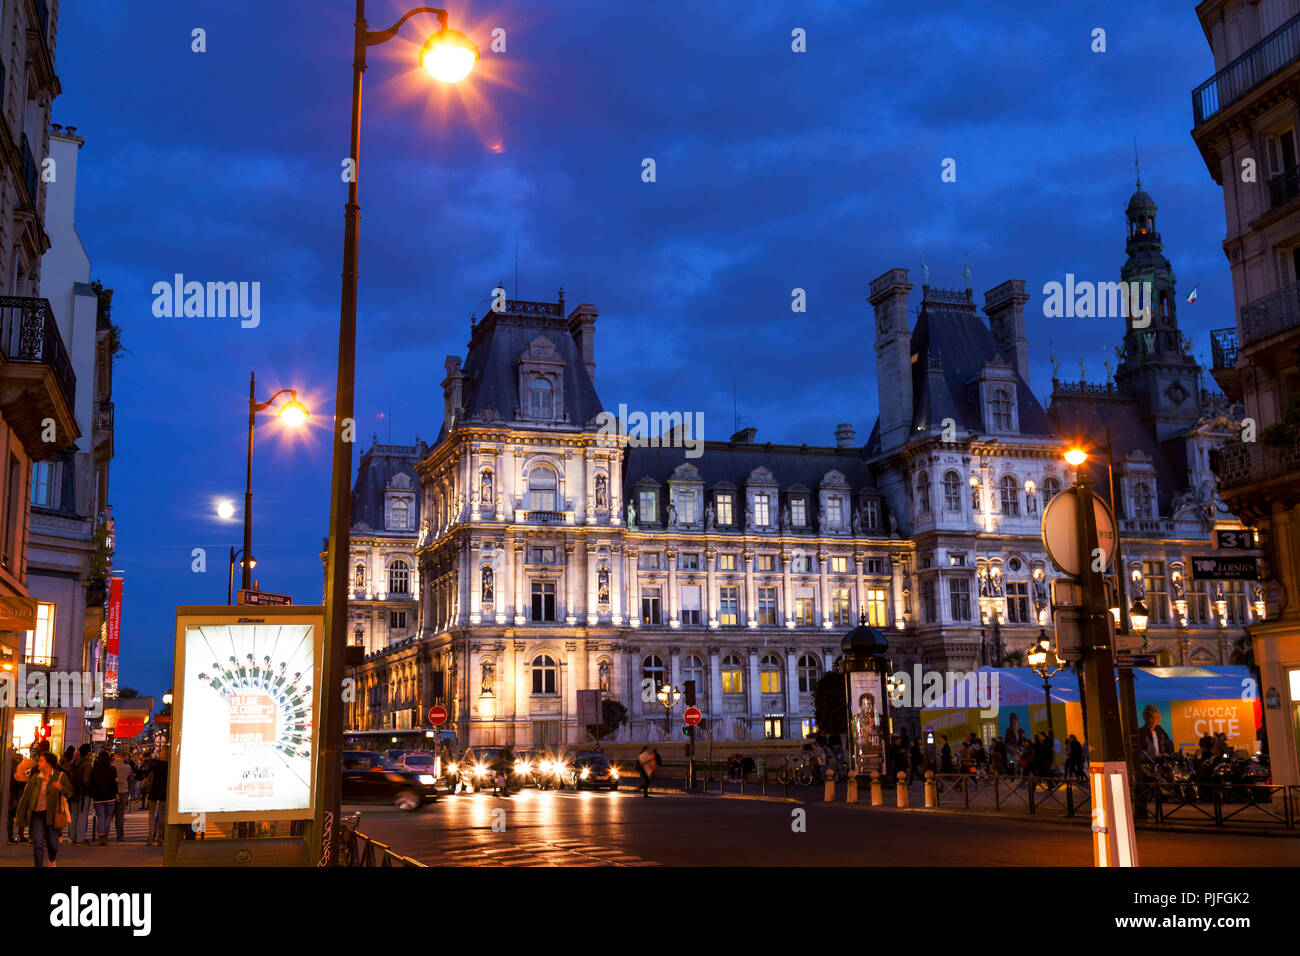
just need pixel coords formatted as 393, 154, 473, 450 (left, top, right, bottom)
316, 3, 478, 867
242, 372, 309, 592
657, 683, 681, 738
227, 548, 256, 605
1025, 629, 1064, 740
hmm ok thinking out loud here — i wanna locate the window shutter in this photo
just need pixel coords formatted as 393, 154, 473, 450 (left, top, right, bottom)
1267, 135, 1284, 178
1277, 247, 1294, 288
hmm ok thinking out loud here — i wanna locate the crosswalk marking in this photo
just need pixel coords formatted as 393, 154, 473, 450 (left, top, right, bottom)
437, 840, 661, 867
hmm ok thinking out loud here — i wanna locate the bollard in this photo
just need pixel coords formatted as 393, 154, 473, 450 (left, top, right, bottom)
924, 770, 936, 808
846, 774, 858, 803
870, 771, 883, 806
823, 767, 836, 802
896, 771, 909, 808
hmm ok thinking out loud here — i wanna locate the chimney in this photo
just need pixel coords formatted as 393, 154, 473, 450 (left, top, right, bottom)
869, 268, 914, 453
567, 303, 598, 379
730, 426, 757, 444
441, 355, 465, 432
835, 423, 856, 448
983, 279, 1031, 384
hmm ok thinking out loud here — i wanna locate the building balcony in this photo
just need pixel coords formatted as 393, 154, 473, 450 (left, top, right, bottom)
1119, 517, 1176, 538
1210, 439, 1300, 505
1192, 12, 1300, 127
24, 655, 56, 669
94, 401, 114, 431
0, 296, 78, 457
1238, 286, 1300, 351
517, 509, 574, 525
1270, 165, 1300, 209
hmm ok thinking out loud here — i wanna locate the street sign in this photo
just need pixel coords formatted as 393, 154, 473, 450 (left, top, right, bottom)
238, 589, 293, 606
1115, 654, 1157, 668
1041, 487, 1117, 577
428, 705, 447, 726
1215, 529, 1256, 551
156, 714, 172, 724
683, 706, 702, 726
1189, 556, 1259, 581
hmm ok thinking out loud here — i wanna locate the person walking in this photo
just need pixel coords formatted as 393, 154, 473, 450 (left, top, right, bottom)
89, 751, 117, 846
111, 750, 131, 841
145, 752, 168, 846
908, 738, 924, 786
67, 744, 93, 845
637, 745, 655, 798
939, 735, 954, 773
1064, 734, 1085, 781
15, 751, 71, 867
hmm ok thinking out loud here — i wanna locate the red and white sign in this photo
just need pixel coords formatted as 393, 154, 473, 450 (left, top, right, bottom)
683, 706, 702, 726
428, 705, 448, 726
105, 576, 124, 698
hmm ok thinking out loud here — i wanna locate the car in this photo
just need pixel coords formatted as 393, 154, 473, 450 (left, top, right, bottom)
534, 751, 577, 789
572, 751, 620, 791
392, 751, 440, 776
449, 748, 505, 792
342, 750, 439, 811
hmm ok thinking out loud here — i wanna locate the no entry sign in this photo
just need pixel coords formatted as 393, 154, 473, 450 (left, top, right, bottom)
428, 705, 448, 726
683, 706, 702, 726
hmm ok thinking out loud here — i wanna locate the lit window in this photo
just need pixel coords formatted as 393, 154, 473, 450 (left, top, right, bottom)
754, 493, 771, 526
756, 554, 775, 572
718, 553, 737, 572
832, 588, 852, 626
831, 556, 848, 573
791, 497, 807, 527
757, 587, 778, 625
999, 476, 1020, 515
719, 586, 740, 625
529, 465, 558, 511
387, 560, 410, 594
794, 596, 815, 626
721, 654, 744, 694
760, 654, 782, 693
531, 655, 557, 694
24, 603, 54, 665
867, 588, 888, 627
715, 493, 734, 526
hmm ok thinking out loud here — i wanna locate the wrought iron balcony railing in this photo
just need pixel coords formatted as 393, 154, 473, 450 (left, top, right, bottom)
1192, 12, 1300, 126
1211, 328, 1238, 369
1119, 517, 1176, 538
1211, 439, 1300, 491
0, 295, 75, 409
94, 401, 114, 431
1238, 285, 1300, 349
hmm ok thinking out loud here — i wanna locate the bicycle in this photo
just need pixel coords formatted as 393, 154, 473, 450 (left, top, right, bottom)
776, 754, 814, 787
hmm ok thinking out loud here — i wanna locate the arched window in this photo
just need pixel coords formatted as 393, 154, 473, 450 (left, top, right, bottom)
528, 465, 557, 511
999, 475, 1020, 515
991, 389, 1013, 430
642, 654, 666, 693
721, 654, 744, 695
529, 377, 554, 419
391, 499, 409, 530
531, 654, 557, 694
916, 472, 931, 514
1042, 476, 1061, 505
943, 471, 962, 511
797, 654, 821, 693
387, 559, 410, 594
759, 653, 782, 694
1133, 482, 1153, 518
354, 564, 365, 588
682, 655, 704, 702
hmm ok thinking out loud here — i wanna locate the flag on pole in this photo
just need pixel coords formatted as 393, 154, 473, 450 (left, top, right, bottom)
1186, 284, 1199, 304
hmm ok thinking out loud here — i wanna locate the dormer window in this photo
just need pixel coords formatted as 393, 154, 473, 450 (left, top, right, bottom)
826, 496, 843, 527
529, 377, 554, 419
1133, 482, 1153, 518
529, 465, 558, 511
991, 389, 1013, 430
791, 497, 807, 527
715, 492, 734, 526
638, 489, 658, 524
391, 499, 409, 530
754, 492, 771, 527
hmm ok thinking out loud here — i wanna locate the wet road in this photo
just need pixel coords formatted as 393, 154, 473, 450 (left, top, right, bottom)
347, 788, 1300, 867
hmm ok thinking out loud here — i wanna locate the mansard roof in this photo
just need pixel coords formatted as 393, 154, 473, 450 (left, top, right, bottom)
350, 439, 425, 534
624, 440, 879, 497
907, 293, 1056, 439
445, 298, 604, 439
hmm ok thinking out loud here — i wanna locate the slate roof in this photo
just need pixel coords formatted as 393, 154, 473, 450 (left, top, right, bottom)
906, 296, 1056, 439
350, 440, 424, 533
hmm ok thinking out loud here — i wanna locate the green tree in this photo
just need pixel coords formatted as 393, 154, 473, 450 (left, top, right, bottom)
118, 687, 140, 699
813, 671, 847, 737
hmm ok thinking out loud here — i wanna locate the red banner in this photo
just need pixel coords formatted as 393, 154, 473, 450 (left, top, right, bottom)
105, 576, 123, 698
113, 716, 145, 739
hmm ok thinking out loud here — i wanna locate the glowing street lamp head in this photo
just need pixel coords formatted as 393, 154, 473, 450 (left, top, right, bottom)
278, 398, 309, 427
1064, 448, 1088, 467
420, 27, 478, 83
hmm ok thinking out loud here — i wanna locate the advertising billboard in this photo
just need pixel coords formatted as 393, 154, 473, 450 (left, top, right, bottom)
168, 605, 323, 824
848, 671, 885, 775
105, 576, 123, 698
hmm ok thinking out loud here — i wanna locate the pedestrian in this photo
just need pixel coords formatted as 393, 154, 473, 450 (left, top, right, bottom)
15, 751, 71, 867
8, 746, 34, 843
68, 743, 93, 845
939, 735, 954, 773
111, 749, 131, 840
908, 738, 924, 786
1065, 734, 1085, 781
145, 751, 168, 846
637, 745, 655, 798
652, 748, 663, 775
492, 744, 513, 797
89, 751, 116, 847
135, 750, 153, 810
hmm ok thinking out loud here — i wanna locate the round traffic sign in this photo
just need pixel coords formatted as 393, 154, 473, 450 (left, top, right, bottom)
683, 706, 702, 726
428, 705, 448, 726
1040, 485, 1117, 577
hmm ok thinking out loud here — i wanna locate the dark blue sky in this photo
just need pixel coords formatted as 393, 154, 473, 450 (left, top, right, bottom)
55, 0, 1228, 699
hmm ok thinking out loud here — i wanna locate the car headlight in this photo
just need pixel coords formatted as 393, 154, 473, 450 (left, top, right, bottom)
447, 762, 458, 774
474, 763, 488, 778
610, 768, 619, 779
514, 761, 530, 775
554, 764, 569, 777
418, 774, 436, 784
539, 760, 553, 774
580, 768, 590, 779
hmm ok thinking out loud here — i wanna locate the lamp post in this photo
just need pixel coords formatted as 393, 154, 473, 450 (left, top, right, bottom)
657, 683, 681, 738
316, 2, 478, 867
241, 371, 309, 592
227, 548, 256, 605
1025, 629, 1064, 739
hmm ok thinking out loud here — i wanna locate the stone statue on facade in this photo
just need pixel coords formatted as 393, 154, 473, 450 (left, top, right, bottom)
481, 472, 493, 504
598, 566, 610, 603
598, 659, 611, 695
667, 502, 677, 527
705, 502, 715, 530
627, 500, 636, 529
744, 503, 754, 530
780, 504, 790, 531
594, 473, 608, 509
888, 512, 898, 536
480, 658, 495, 696
481, 565, 494, 603
852, 508, 863, 534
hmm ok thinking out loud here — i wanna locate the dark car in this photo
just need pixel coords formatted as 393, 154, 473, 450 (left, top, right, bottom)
572, 751, 619, 791
342, 750, 439, 811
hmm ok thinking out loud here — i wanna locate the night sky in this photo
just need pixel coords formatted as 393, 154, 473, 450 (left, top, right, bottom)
53, 1, 1228, 700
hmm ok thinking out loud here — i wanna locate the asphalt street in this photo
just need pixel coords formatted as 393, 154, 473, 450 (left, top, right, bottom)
348, 788, 1300, 867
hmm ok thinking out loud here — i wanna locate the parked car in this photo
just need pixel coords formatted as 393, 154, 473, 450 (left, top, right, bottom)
572, 751, 619, 791
342, 751, 439, 811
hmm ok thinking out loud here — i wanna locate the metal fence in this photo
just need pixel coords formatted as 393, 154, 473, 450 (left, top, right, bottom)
339, 826, 426, 867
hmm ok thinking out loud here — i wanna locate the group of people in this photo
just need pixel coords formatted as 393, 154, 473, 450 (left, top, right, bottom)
906, 723, 1087, 782
7, 740, 168, 867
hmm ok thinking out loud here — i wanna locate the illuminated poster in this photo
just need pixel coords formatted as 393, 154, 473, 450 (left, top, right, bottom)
105, 576, 123, 698
848, 671, 885, 775
170, 608, 321, 821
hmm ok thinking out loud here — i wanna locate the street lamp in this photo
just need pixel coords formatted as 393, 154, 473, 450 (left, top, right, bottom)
1064, 447, 1088, 467
317, 1, 478, 867
241, 372, 309, 592
1026, 629, 1064, 739
657, 683, 681, 736
1129, 599, 1149, 638
227, 548, 257, 604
